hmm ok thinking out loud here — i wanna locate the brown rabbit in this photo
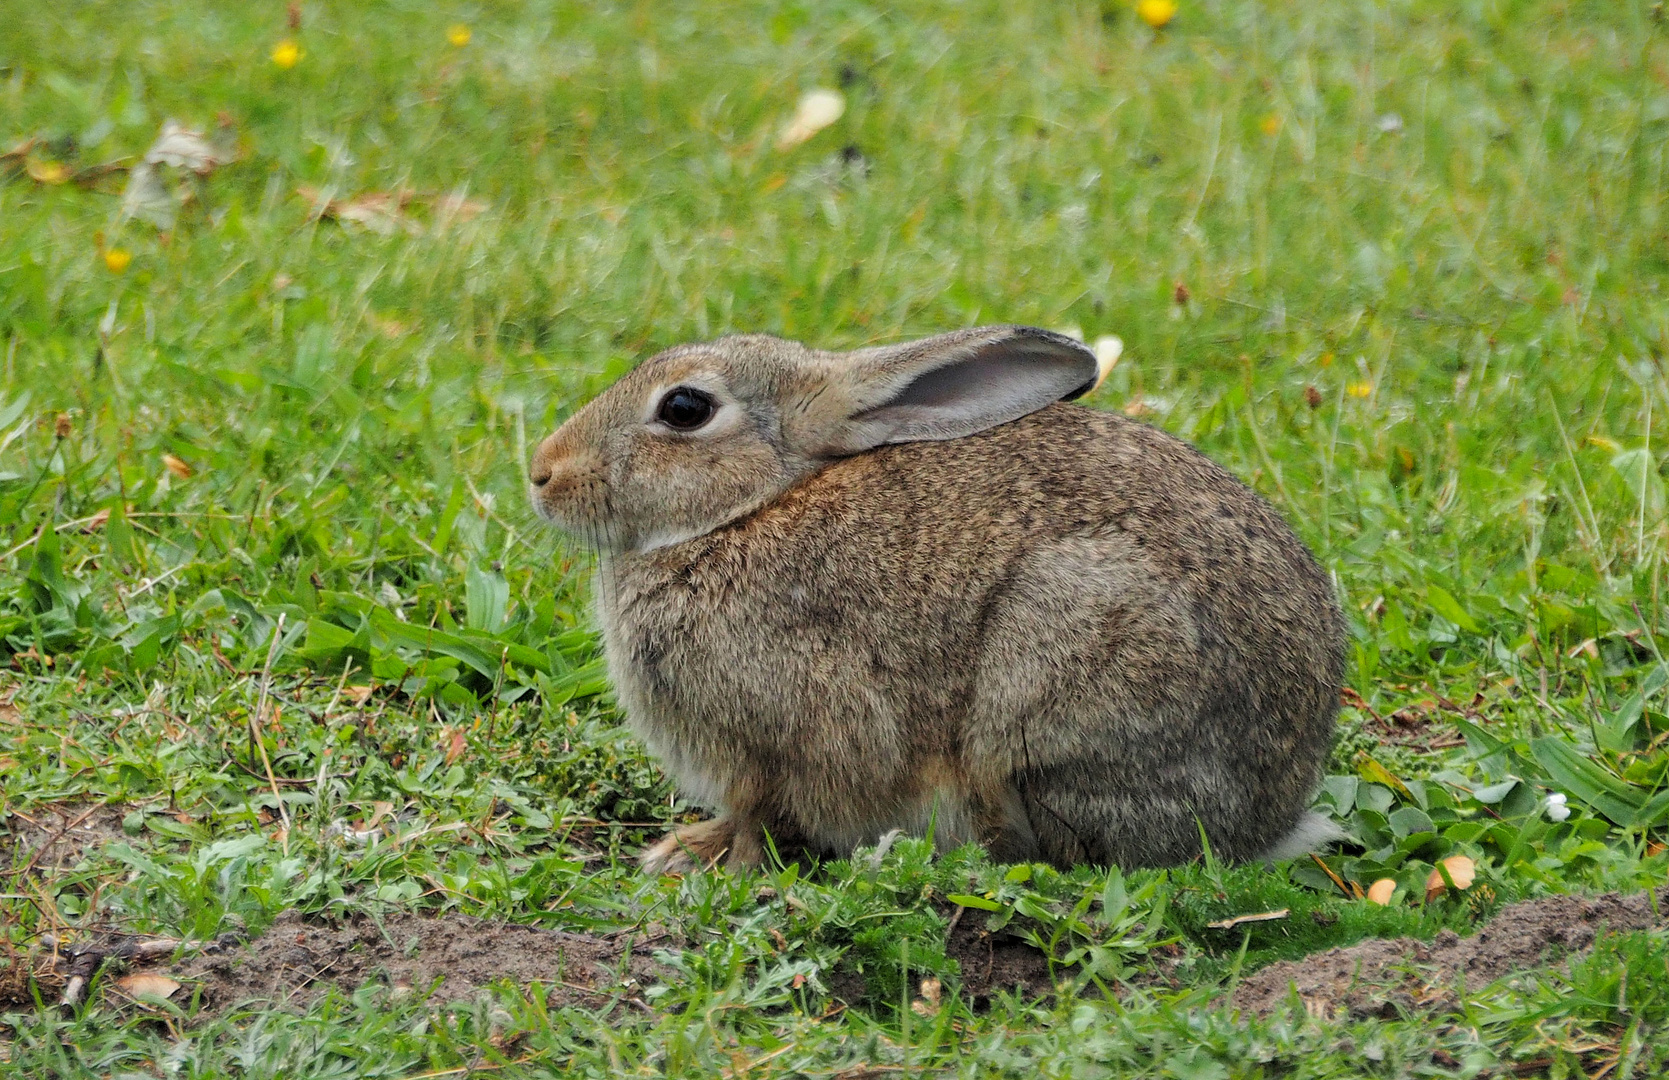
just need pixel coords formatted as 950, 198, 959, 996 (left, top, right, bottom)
529, 326, 1343, 873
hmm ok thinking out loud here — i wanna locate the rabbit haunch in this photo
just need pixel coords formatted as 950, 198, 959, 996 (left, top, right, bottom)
529, 327, 1344, 872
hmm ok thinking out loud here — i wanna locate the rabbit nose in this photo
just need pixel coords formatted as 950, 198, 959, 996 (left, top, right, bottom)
530, 458, 553, 487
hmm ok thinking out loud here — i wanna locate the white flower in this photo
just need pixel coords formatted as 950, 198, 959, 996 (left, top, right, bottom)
1544, 792, 1570, 822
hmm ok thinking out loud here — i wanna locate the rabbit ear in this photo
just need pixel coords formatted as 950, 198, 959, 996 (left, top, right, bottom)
806, 326, 1104, 455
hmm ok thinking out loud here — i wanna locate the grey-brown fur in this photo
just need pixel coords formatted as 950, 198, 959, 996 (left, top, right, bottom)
529, 327, 1343, 873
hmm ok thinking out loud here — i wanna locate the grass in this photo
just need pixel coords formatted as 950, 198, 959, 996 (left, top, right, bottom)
2, 0, 1669, 1074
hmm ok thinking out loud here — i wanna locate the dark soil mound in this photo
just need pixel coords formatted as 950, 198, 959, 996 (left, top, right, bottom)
1231, 890, 1664, 1020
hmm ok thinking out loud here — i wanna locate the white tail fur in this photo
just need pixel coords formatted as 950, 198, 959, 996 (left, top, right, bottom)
1257, 811, 1346, 862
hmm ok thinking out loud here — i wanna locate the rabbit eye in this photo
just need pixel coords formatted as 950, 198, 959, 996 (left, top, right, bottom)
656, 387, 716, 431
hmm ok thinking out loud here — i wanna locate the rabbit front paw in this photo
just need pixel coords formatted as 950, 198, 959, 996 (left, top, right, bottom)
639, 816, 763, 874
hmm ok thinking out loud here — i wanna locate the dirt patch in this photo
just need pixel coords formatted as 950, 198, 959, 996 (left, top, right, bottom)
1, 802, 130, 877
822, 909, 1056, 1008
164, 909, 676, 1016
943, 909, 1056, 1003
1231, 889, 1665, 1020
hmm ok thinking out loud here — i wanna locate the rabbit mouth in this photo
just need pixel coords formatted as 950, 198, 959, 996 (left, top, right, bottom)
529, 465, 614, 544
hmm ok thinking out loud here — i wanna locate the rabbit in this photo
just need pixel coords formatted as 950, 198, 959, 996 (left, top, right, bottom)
528, 325, 1344, 874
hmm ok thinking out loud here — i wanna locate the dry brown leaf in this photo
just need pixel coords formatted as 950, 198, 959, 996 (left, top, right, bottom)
1366, 878, 1397, 905
366, 800, 396, 830
121, 163, 177, 229
368, 315, 407, 339
434, 190, 487, 224
298, 186, 420, 236
161, 453, 193, 479
146, 119, 233, 174
443, 727, 468, 766
345, 684, 375, 705
1, 137, 36, 166
114, 973, 181, 1000
81, 508, 112, 532
1425, 855, 1476, 901
1206, 908, 1291, 930
119, 119, 238, 230
25, 157, 70, 184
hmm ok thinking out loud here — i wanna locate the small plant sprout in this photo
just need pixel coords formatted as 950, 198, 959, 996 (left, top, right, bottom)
1544, 792, 1571, 822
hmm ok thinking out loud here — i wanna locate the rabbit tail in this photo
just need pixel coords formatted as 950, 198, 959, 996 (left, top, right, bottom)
1257, 811, 1346, 863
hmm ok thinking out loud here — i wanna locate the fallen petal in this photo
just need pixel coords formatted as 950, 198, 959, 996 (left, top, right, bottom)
1092, 335, 1123, 390
777, 88, 846, 150
1425, 855, 1476, 901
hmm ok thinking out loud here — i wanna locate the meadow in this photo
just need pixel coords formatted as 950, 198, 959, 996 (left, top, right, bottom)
2, 0, 1668, 1075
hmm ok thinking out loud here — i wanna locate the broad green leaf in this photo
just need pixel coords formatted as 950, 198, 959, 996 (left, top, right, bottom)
1610, 448, 1665, 518
465, 563, 509, 634
1388, 806, 1435, 838
1425, 585, 1481, 633
1529, 737, 1645, 825
1101, 869, 1128, 924
946, 893, 1003, 912
1472, 779, 1520, 804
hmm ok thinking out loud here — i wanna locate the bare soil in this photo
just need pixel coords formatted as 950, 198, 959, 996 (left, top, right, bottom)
1230, 889, 1664, 1020
943, 908, 1056, 1002
167, 909, 676, 1015
825, 909, 1056, 1008
1, 802, 130, 877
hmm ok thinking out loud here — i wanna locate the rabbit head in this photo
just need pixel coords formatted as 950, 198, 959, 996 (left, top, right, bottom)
529, 326, 1110, 553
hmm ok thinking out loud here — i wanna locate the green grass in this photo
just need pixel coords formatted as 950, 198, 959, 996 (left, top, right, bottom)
3, 0, 1669, 1075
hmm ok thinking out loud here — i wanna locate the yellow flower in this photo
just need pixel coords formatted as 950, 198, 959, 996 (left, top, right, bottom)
447, 24, 471, 47
272, 39, 302, 69
1346, 381, 1373, 399
103, 248, 132, 274
1137, 0, 1177, 28
1259, 113, 1282, 137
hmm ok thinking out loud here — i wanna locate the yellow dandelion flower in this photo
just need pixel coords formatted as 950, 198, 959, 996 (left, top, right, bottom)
272, 39, 302, 69
1346, 382, 1373, 399
447, 24, 471, 47
1259, 113, 1282, 137
1137, 0, 1177, 28
103, 248, 132, 274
